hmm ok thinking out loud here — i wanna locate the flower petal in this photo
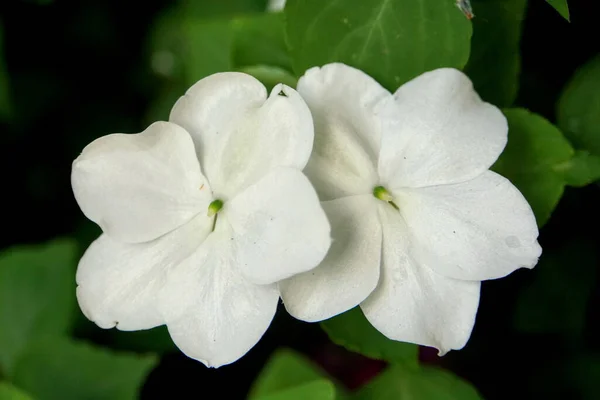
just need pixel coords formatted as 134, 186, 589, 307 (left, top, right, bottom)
159, 225, 279, 368
378, 68, 508, 188
279, 195, 382, 322
297, 63, 390, 200
170, 73, 313, 198
225, 168, 331, 285
72, 121, 209, 243
361, 206, 480, 354
397, 171, 541, 281
76, 214, 212, 331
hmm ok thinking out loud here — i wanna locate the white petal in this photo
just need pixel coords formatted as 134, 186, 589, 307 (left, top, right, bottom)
361, 206, 480, 354
170, 73, 313, 198
159, 224, 279, 368
378, 68, 508, 188
76, 214, 212, 331
297, 63, 391, 200
225, 168, 331, 285
72, 121, 209, 243
397, 171, 541, 281
280, 195, 382, 322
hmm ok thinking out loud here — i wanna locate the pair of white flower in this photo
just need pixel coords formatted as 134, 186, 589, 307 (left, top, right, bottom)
72, 63, 541, 368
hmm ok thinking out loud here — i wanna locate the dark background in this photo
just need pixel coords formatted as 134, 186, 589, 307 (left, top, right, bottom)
0, 0, 598, 398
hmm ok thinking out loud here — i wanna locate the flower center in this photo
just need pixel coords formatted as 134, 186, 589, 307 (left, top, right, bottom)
208, 199, 224, 231
373, 186, 399, 210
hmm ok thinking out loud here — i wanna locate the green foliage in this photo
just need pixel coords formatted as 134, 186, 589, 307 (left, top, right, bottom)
255, 380, 335, 400
354, 364, 483, 400
11, 338, 156, 400
321, 307, 418, 366
0, 240, 78, 374
249, 349, 330, 399
558, 55, 600, 157
514, 240, 597, 340
546, 0, 570, 21
493, 108, 600, 226
285, 0, 472, 91
465, 0, 527, 107
0, 383, 33, 400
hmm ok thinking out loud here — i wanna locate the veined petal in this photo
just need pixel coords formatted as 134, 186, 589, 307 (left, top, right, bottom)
170, 73, 313, 198
280, 195, 382, 322
72, 121, 210, 243
225, 168, 331, 285
361, 206, 480, 355
76, 214, 212, 331
397, 171, 541, 281
159, 224, 279, 368
378, 68, 507, 189
297, 63, 390, 200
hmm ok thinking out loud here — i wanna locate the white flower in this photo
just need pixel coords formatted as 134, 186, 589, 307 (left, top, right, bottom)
72, 73, 331, 367
280, 63, 542, 354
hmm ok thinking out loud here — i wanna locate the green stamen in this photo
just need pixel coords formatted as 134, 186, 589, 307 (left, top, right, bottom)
373, 186, 399, 211
208, 199, 224, 231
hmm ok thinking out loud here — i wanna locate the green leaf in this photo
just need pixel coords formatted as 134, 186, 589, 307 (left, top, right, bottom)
285, 0, 472, 91
0, 383, 34, 400
546, 0, 570, 21
355, 364, 483, 400
232, 13, 291, 71
465, 0, 527, 107
514, 240, 597, 340
108, 326, 176, 354
321, 307, 418, 366
11, 338, 157, 400
492, 108, 600, 226
0, 22, 12, 120
256, 380, 336, 400
249, 349, 327, 399
0, 239, 78, 374
181, 0, 268, 17
557, 55, 600, 157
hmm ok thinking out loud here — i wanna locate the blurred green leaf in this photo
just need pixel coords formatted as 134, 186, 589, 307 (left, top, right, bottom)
249, 349, 328, 399
546, 0, 570, 21
0, 22, 12, 120
232, 13, 291, 71
181, 0, 268, 17
238, 65, 298, 91
355, 364, 482, 400
285, 0, 472, 90
569, 355, 600, 399
557, 55, 600, 157
0, 239, 77, 375
0, 383, 34, 400
514, 240, 597, 340
12, 338, 156, 400
493, 108, 600, 226
321, 307, 418, 366
256, 380, 335, 400
465, 0, 527, 107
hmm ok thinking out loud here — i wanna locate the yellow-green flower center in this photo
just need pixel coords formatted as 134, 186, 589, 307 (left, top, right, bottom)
373, 186, 399, 210
208, 199, 224, 231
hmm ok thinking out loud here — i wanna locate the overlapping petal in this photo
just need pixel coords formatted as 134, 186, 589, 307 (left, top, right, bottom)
76, 214, 212, 331
225, 167, 331, 285
170, 73, 313, 198
396, 171, 541, 281
280, 195, 382, 322
361, 206, 480, 354
297, 63, 391, 200
378, 68, 508, 189
72, 121, 210, 243
159, 224, 279, 368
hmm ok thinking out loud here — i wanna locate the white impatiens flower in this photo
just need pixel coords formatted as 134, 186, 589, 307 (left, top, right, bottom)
72, 73, 331, 367
280, 63, 542, 354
